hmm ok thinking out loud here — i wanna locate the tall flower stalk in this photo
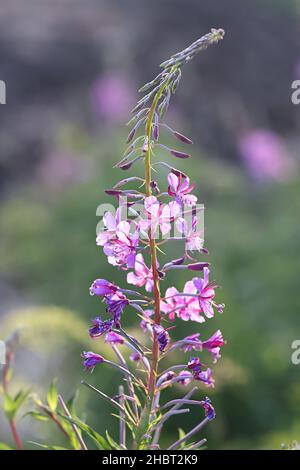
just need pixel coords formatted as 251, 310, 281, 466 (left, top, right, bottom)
84, 28, 226, 450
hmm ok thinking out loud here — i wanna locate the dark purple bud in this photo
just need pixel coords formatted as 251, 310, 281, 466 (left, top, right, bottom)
119, 155, 143, 171
105, 189, 122, 197
171, 167, 188, 178
173, 131, 193, 145
188, 262, 210, 271
171, 257, 186, 266
200, 247, 210, 255
153, 112, 159, 141
126, 127, 136, 144
153, 124, 159, 141
170, 149, 191, 159
150, 180, 160, 194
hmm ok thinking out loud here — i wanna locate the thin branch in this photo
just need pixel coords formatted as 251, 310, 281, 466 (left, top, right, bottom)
58, 395, 88, 450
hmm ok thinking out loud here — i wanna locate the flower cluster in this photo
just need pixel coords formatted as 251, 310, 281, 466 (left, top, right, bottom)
82, 28, 226, 450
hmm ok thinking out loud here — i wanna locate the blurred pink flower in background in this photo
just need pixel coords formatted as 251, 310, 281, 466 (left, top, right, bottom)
238, 129, 296, 182
91, 73, 135, 123
37, 151, 92, 190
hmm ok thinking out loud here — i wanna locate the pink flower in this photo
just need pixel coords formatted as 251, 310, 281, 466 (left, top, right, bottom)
96, 209, 123, 246
139, 196, 181, 238
103, 223, 139, 269
161, 282, 206, 323
176, 216, 204, 252
193, 267, 224, 319
238, 129, 295, 182
161, 269, 224, 323
127, 253, 154, 292
202, 329, 225, 363
91, 74, 134, 123
167, 172, 197, 206
105, 331, 124, 345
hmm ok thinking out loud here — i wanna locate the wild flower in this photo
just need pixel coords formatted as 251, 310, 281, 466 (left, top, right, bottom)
82, 28, 226, 450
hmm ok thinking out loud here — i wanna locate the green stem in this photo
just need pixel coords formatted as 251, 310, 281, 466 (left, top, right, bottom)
144, 70, 175, 401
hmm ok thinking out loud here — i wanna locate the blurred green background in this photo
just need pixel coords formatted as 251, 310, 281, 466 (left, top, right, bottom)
0, 0, 300, 450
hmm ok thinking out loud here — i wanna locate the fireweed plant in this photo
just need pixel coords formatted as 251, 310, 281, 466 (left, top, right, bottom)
81, 28, 226, 451
0, 29, 225, 451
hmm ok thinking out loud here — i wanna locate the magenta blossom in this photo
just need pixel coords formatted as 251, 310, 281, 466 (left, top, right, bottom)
161, 281, 206, 323
202, 330, 225, 363
176, 216, 204, 252
193, 267, 224, 318
127, 253, 154, 292
89, 279, 118, 296
105, 331, 124, 345
167, 172, 197, 206
82, 351, 104, 370
103, 223, 139, 269
96, 209, 123, 246
139, 196, 181, 238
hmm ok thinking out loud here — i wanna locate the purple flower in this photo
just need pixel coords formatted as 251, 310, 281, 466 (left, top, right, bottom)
105, 331, 124, 345
140, 309, 153, 331
129, 352, 141, 362
202, 330, 225, 363
188, 357, 214, 387
177, 370, 193, 385
153, 324, 170, 352
200, 397, 216, 420
167, 173, 197, 206
82, 351, 104, 370
89, 317, 113, 338
180, 333, 202, 352
105, 292, 129, 328
188, 356, 203, 371
127, 253, 154, 292
89, 279, 118, 297
194, 368, 215, 388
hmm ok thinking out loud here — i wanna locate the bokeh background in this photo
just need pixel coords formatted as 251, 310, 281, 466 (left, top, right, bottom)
1, 0, 300, 450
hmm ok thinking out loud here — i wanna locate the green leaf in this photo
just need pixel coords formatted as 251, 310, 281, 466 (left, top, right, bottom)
47, 380, 58, 412
58, 413, 111, 450
105, 431, 122, 450
29, 441, 69, 450
3, 394, 16, 420
25, 411, 49, 422
0, 442, 14, 450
